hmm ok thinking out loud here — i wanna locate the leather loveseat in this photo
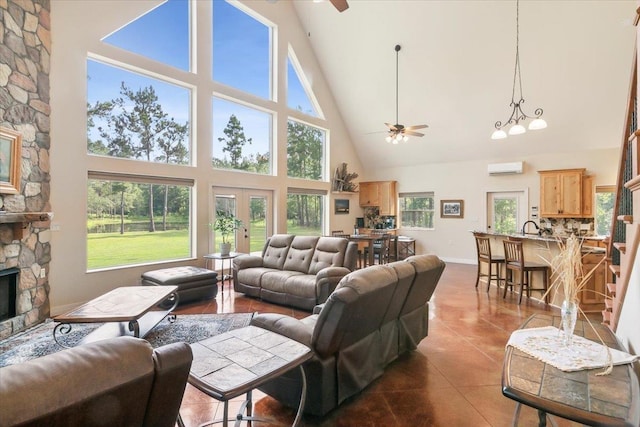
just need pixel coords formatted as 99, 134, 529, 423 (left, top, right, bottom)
233, 234, 359, 310
0, 336, 193, 427
250, 254, 446, 416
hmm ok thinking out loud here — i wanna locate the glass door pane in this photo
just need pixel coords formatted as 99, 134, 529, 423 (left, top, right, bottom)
249, 195, 268, 254
487, 191, 526, 234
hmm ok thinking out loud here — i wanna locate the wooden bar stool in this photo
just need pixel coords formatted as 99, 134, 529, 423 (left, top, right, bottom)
473, 232, 505, 292
502, 238, 550, 304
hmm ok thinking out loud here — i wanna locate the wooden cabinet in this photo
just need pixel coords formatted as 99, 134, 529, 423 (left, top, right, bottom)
539, 168, 593, 218
358, 181, 397, 216
580, 252, 606, 312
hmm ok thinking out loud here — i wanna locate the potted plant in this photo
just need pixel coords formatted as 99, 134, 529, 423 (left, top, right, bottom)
211, 210, 243, 256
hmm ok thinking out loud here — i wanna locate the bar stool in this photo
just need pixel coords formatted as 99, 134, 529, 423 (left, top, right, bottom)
503, 238, 550, 304
473, 232, 505, 292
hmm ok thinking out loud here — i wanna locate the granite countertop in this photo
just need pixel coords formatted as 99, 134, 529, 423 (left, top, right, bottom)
471, 231, 608, 253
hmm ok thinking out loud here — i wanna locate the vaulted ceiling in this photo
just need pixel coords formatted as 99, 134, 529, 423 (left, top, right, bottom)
292, 1, 636, 169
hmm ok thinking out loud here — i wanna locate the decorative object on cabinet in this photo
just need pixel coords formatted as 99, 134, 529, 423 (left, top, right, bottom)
490, 0, 547, 140
0, 127, 22, 195
440, 199, 464, 218
334, 199, 349, 214
332, 162, 358, 192
539, 168, 593, 218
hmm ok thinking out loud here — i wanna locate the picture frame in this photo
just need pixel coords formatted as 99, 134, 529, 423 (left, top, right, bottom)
0, 127, 21, 195
334, 199, 349, 214
440, 199, 464, 218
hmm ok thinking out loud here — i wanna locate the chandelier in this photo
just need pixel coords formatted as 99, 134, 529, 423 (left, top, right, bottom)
491, 0, 547, 140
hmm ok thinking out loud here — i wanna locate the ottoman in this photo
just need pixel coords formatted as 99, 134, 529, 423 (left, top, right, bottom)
141, 266, 218, 306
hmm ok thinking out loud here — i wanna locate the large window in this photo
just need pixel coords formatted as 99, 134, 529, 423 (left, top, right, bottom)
87, 175, 192, 270
212, 97, 272, 174
287, 190, 324, 236
87, 59, 191, 164
287, 119, 325, 180
400, 193, 434, 229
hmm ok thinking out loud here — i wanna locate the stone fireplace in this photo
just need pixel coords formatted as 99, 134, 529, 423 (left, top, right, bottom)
0, 267, 19, 321
0, 0, 52, 339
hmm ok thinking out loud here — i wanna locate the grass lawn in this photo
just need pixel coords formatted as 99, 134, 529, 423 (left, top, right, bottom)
87, 229, 190, 270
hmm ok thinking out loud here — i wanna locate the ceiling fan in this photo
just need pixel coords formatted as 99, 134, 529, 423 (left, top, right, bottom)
268, 0, 348, 13
385, 44, 428, 144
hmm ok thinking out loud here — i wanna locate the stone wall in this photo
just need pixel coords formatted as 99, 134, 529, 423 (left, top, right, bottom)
0, 0, 51, 339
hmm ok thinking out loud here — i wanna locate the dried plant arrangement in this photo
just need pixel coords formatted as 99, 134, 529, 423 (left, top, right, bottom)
332, 163, 358, 192
540, 235, 612, 375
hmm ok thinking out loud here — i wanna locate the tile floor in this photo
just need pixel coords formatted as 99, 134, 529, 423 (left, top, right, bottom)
175, 262, 586, 427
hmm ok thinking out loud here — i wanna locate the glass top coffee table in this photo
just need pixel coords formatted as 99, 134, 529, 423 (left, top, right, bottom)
186, 325, 312, 427
52, 285, 179, 348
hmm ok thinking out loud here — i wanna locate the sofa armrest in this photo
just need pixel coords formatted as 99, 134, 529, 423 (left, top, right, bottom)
251, 313, 313, 347
315, 266, 351, 303
312, 303, 325, 314
233, 254, 264, 270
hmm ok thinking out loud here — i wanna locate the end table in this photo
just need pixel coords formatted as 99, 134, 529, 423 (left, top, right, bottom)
204, 252, 243, 297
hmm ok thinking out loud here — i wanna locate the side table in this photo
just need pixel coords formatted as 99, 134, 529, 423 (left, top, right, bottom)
397, 236, 416, 260
204, 252, 243, 297
185, 325, 312, 427
503, 314, 639, 427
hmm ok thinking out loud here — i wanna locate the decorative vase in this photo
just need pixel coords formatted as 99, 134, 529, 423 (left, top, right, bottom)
220, 242, 231, 256
560, 299, 578, 346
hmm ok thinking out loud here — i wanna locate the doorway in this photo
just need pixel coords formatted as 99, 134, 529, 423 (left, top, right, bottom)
212, 187, 273, 255
486, 191, 528, 234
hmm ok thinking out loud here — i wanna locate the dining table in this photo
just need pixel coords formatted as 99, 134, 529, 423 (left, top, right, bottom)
348, 234, 379, 268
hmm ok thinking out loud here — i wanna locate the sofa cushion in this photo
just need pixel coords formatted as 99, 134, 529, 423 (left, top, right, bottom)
262, 234, 295, 269
308, 237, 348, 275
284, 274, 318, 299
237, 267, 278, 287
261, 270, 304, 293
283, 236, 319, 273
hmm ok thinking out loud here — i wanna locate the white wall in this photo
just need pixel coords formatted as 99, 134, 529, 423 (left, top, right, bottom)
49, 0, 363, 313
365, 147, 619, 264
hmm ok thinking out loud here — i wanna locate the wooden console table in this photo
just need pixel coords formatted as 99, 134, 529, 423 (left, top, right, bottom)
502, 314, 639, 427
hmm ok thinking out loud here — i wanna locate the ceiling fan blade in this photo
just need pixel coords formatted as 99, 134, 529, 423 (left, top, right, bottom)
329, 0, 349, 12
404, 131, 425, 137
405, 124, 428, 131
384, 123, 398, 131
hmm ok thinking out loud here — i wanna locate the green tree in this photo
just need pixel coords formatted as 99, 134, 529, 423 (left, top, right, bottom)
218, 114, 252, 169
98, 83, 189, 232
287, 120, 322, 180
87, 100, 114, 155
156, 121, 189, 230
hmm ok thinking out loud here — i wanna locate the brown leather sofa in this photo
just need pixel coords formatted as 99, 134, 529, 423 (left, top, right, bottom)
0, 336, 193, 427
233, 234, 359, 310
249, 254, 446, 416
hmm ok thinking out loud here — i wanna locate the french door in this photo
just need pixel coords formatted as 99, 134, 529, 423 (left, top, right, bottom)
486, 191, 527, 234
212, 187, 273, 255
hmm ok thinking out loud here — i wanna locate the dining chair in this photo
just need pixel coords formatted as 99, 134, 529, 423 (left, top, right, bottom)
473, 232, 505, 292
502, 238, 550, 304
365, 232, 391, 265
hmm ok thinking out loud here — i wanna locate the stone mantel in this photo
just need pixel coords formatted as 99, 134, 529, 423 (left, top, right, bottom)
0, 212, 52, 239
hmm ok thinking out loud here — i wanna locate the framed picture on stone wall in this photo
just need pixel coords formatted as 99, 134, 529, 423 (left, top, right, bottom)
0, 127, 22, 194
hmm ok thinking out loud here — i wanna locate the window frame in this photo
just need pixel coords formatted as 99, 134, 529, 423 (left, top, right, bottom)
399, 192, 435, 230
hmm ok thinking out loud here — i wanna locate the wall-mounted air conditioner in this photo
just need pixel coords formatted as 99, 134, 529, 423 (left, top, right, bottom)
487, 161, 523, 175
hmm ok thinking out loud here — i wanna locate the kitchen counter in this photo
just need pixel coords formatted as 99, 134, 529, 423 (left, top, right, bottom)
472, 231, 607, 310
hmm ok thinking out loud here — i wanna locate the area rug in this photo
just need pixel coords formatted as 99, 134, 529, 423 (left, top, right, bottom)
0, 312, 255, 367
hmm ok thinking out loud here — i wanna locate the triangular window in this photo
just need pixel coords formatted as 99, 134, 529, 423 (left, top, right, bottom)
102, 0, 190, 71
287, 50, 321, 118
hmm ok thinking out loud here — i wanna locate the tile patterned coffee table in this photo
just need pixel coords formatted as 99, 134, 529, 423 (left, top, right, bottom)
187, 325, 312, 427
52, 286, 179, 347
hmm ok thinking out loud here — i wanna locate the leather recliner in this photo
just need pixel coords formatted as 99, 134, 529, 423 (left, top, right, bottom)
250, 254, 446, 416
0, 336, 193, 427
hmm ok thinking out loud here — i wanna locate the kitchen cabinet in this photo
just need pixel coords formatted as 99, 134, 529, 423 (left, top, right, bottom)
359, 181, 397, 216
580, 251, 606, 312
539, 168, 593, 218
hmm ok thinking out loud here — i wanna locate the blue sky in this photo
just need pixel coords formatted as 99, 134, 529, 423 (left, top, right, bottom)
87, 0, 316, 162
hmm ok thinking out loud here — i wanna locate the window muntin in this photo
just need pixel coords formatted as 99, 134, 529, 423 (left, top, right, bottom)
212, 97, 272, 174
87, 177, 192, 270
287, 191, 324, 236
87, 59, 191, 164
287, 119, 325, 180
400, 193, 434, 229
102, 0, 190, 71
213, 0, 271, 100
